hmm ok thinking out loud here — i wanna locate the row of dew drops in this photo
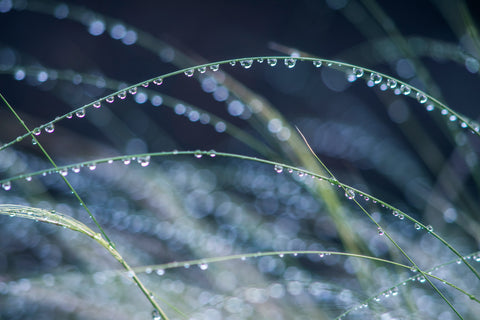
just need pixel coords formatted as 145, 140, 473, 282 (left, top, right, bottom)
7, 63, 235, 150
141, 247, 480, 320
350, 67, 479, 132
0, 155, 153, 192
0, 150, 221, 192
25, 56, 479, 146
187, 55, 477, 136
27, 77, 164, 142
272, 164, 435, 234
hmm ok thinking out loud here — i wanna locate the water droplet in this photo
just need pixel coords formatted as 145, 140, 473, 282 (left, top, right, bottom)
370, 73, 382, 84
128, 87, 138, 95
209, 64, 219, 71
425, 104, 434, 111
88, 163, 97, 170
44, 124, 55, 133
229, 60, 236, 66
274, 164, 283, 173
141, 82, 149, 87
400, 84, 411, 95
123, 158, 131, 165
156, 269, 165, 276
414, 223, 422, 230
449, 115, 457, 122
184, 69, 194, 77
76, 109, 86, 118
279, 254, 284, 258
199, 263, 209, 270
377, 227, 384, 235
93, 101, 101, 108
184, 263, 190, 269
137, 155, 151, 167
410, 266, 417, 272
416, 92, 427, 104
240, 59, 253, 69
398, 214, 404, 220
344, 188, 355, 200
256, 58, 264, 63
208, 150, 216, 157
115, 92, 126, 100
417, 275, 426, 283
267, 58, 277, 67
153, 78, 163, 85
2, 181, 11, 191
59, 168, 68, 176
152, 310, 162, 320
72, 165, 81, 173
194, 150, 203, 158
353, 67, 364, 78
105, 96, 115, 103
387, 78, 397, 88
284, 58, 296, 68
426, 225, 433, 232
25, 176, 32, 182
312, 60, 322, 68
33, 128, 41, 136
66, 113, 73, 119
198, 66, 206, 73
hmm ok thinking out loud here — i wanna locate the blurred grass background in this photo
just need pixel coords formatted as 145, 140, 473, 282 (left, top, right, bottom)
1, 0, 480, 319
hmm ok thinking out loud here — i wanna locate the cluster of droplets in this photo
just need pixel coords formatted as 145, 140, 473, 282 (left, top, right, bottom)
231, 57, 315, 70
193, 150, 217, 159
414, 223, 434, 233
184, 64, 220, 77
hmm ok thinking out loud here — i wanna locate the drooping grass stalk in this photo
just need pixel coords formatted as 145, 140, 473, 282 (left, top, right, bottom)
294, 128, 466, 318
0, 93, 170, 319
2, 148, 479, 282
2, 200, 477, 318
0, 204, 171, 320
0, 64, 276, 158
0, 92, 113, 246
2, 56, 477, 156
125, 249, 480, 317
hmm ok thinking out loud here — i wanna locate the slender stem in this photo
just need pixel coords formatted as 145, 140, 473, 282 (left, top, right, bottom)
0, 92, 169, 319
